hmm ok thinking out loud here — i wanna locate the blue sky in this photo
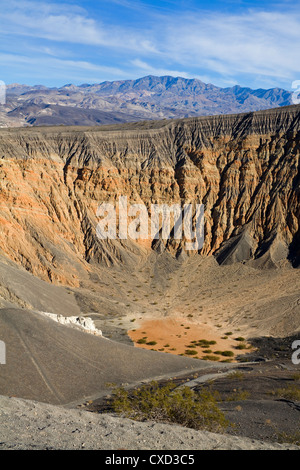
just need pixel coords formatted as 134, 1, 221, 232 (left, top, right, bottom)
0, 0, 299, 90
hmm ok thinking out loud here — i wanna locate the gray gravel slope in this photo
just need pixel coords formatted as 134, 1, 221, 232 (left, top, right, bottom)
0, 395, 298, 450
0, 308, 222, 405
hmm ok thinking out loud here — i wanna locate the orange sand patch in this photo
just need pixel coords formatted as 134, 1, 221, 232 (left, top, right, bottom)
128, 317, 250, 362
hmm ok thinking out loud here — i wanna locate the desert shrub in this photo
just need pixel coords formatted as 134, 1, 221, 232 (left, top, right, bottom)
202, 355, 220, 361
235, 337, 245, 342
221, 350, 234, 357
272, 385, 300, 401
110, 381, 229, 432
184, 349, 198, 355
196, 340, 216, 347
137, 338, 147, 344
228, 371, 245, 380
226, 389, 250, 401
146, 341, 157, 346
277, 431, 300, 446
292, 373, 300, 381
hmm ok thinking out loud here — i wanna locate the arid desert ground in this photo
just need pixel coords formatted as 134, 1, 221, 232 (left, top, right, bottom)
0, 106, 300, 450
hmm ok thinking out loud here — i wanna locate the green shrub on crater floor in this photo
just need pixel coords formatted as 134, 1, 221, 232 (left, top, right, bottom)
110, 381, 229, 432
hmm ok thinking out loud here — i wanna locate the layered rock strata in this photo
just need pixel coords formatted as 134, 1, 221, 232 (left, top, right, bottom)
0, 105, 299, 284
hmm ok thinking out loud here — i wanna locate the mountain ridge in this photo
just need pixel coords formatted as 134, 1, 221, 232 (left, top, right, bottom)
0, 75, 293, 128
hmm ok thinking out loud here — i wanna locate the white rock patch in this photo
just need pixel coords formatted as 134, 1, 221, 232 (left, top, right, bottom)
39, 312, 102, 336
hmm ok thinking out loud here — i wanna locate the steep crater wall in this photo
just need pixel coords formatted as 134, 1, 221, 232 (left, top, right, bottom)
0, 105, 299, 284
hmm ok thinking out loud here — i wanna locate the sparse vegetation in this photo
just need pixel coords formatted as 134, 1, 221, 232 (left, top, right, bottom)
272, 385, 300, 401
228, 371, 245, 380
202, 355, 220, 361
184, 349, 198, 356
277, 431, 300, 446
110, 381, 229, 432
221, 350, 234, 357
226, 389, 250, 401
137, 338, 147, 344
196, 340, 217, 347
291, 373, 300, 381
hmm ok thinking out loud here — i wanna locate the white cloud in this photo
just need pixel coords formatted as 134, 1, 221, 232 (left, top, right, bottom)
157, 9, 300, 83
0, 52, 132, 83
0, 3, 106, 46
130, 59, 191, 79
0, 0, 157, 53
0, 1, 300, 88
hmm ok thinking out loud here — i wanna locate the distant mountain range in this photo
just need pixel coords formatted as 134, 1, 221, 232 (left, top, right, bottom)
0, 75, 293, 127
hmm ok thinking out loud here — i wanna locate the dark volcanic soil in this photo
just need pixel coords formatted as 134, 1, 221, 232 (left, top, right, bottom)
85, 335, 300, 446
